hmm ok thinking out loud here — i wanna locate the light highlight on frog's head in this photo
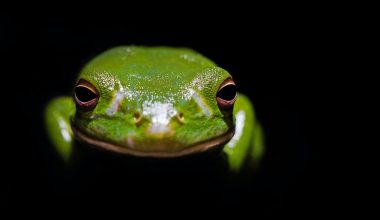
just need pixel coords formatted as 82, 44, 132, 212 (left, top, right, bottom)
71, 46, 237, 157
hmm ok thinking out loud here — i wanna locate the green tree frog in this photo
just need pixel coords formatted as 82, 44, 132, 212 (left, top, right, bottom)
45, 46, 264, 172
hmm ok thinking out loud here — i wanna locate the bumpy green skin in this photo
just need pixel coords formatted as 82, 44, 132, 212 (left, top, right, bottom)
45, 46, 264, 172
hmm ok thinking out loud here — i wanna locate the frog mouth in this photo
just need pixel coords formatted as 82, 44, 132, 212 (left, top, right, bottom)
71, 125, 235, 158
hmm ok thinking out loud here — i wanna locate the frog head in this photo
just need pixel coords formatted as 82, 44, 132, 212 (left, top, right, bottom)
71, 46, 237, 157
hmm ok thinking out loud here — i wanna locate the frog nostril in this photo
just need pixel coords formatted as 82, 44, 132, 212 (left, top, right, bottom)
176, 112, 185, 124
133, 112, 142, 125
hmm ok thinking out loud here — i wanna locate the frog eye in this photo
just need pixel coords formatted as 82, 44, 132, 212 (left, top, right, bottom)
74, 79, 99, 111
217, 78, 237, 109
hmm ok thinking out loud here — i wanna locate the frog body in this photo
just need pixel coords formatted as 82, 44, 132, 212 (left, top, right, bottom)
45, 46, 264, 172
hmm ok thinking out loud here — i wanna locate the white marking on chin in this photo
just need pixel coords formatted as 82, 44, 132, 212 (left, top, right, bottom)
142, 101, 177, 134
127, 136, 135, 148
227, 111, 245, 148
149, 123, 170, 133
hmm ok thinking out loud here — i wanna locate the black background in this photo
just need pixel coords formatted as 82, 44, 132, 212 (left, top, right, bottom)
2, 6, 361, 216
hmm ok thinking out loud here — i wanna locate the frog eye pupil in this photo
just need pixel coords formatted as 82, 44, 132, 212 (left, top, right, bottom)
217, 84, 237, 101
216, 79, 237, 109
75, 87, 97, 102
74, 79, 99, 111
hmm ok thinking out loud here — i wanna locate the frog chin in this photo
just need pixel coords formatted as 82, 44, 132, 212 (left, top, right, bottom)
71, 124, 235, 158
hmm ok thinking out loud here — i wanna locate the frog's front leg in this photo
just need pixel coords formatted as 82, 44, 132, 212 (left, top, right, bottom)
44, 97, 75, 161
224, 93, 265, 172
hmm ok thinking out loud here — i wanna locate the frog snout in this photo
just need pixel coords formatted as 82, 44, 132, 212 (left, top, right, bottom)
133, 112, 143, 125
132, 110, 183, 121
133, 111, 185, 135
132, 112, 184, 125
175, 112, 185, 124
